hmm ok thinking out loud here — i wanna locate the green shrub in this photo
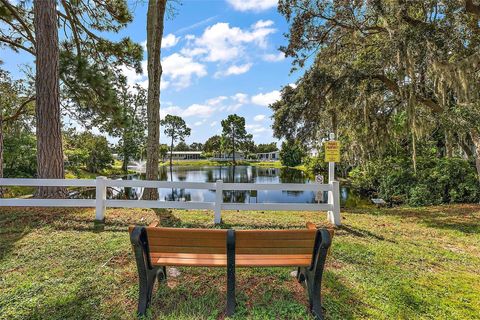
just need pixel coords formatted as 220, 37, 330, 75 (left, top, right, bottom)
280, 141, 305, 167
349, 157, 480, 206
303, 156, 326, 175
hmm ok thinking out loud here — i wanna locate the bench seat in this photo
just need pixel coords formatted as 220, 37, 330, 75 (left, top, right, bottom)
151, 253, 312, 267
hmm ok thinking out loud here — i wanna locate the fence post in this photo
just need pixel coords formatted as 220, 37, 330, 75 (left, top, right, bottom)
214, 179, 223, 224
95, 176, 107, 222
328, 181, 341, 226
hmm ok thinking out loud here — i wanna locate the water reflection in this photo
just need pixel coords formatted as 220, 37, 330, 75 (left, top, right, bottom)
75, 165, 365, 206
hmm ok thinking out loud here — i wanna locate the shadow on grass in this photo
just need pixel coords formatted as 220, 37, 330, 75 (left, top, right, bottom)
153, 208, 183, 227
1, 274, 109, 320
383, 204, 480, 234
0, 207, 155, 263
338, 225, 397, 243
322, 271, 368, 320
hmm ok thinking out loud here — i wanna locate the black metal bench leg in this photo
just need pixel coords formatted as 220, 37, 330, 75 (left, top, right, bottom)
226, 229, 236, 317
304, 229, 331, 320
137, 266, 159, 316
305, 270, 324, 320
131, 227, 161, 317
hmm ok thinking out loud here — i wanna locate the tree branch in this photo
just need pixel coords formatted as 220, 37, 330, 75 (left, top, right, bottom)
0, 0, 36, 46
60, 0, 82, 56
369, 74, 444, 113
3, 96, 35, 123
0, 36, 35, 55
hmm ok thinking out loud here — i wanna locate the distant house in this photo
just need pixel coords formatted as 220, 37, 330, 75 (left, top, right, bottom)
256, 151, 279, 161
169, 151, 202, 160
210, 152, 245, 161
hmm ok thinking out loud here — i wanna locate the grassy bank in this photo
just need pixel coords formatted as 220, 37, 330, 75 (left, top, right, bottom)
1, 205, 479, 319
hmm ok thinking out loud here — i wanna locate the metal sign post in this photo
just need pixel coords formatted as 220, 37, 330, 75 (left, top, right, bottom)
324, 133, 341, 226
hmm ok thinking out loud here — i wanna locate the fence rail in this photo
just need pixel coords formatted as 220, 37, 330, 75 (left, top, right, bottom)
0, 177, 341, 225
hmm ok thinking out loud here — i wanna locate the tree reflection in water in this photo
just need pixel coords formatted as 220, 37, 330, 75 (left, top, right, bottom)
79, 165, 324, 204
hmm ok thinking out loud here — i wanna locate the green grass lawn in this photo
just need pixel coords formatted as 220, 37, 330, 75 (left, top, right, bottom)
1, 205, 479, 319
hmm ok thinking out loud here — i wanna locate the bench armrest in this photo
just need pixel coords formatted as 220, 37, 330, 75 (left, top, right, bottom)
130, 226, 153, 270
310, 228, 332, 271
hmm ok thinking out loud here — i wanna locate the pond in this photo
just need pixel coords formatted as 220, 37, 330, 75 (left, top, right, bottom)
75, 165, 368, 207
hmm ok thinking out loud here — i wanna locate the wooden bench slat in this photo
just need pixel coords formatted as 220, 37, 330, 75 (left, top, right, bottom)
235, 230, 316, 240
154, 257, 227, 267
148, 238, 314, 248
236, 239, 314, 248
151, 253, 311, 260
146, 228, 227, 240
237, 247, 313, 254
149, 246, 227, 254
151, 253, 312, 267
148, 238, 226, 248
148, 246, 312, 255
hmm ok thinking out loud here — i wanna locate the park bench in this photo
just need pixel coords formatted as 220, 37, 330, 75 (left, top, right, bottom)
129, 222, 333, 319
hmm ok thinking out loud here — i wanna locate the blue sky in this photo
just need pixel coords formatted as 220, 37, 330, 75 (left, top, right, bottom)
2, 0, 302, 146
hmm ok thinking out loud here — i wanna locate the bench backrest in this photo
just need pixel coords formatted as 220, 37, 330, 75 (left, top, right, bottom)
129, 224, 332, 268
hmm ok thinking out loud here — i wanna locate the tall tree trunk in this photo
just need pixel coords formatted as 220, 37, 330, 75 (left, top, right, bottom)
0, 116, 4, 198
121, 128, 129, 172
470, 129, 480, 181
169, 136, 173, 168
34, 0, 65, 198
232, 128, 235, 163
143, 0, 167, 200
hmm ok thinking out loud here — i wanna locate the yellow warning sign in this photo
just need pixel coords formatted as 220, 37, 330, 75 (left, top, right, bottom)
324, 141, 340, 162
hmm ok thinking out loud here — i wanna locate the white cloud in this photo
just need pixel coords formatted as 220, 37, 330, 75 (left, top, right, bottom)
160, 106, 183, 119
141, 34, 180, 51
226, 0, 277, 12
246, 123, 270, 134
231, 93, 249, 104
253, 20, 274, 29
190, 21, 276, 62
162, 53, 207, 89
183, 104, 215, 118
251, 90, 281, 106
206, 96, 228, 106
263, 52, 285, 62
254, 114, 266, 121
215, 63, 252, 78
160, 103, 214, 120
162, 33, 180, 48
210, 121, 218, 127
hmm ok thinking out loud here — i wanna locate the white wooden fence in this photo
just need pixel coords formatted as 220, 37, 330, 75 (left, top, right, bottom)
0, 177, 342, 226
